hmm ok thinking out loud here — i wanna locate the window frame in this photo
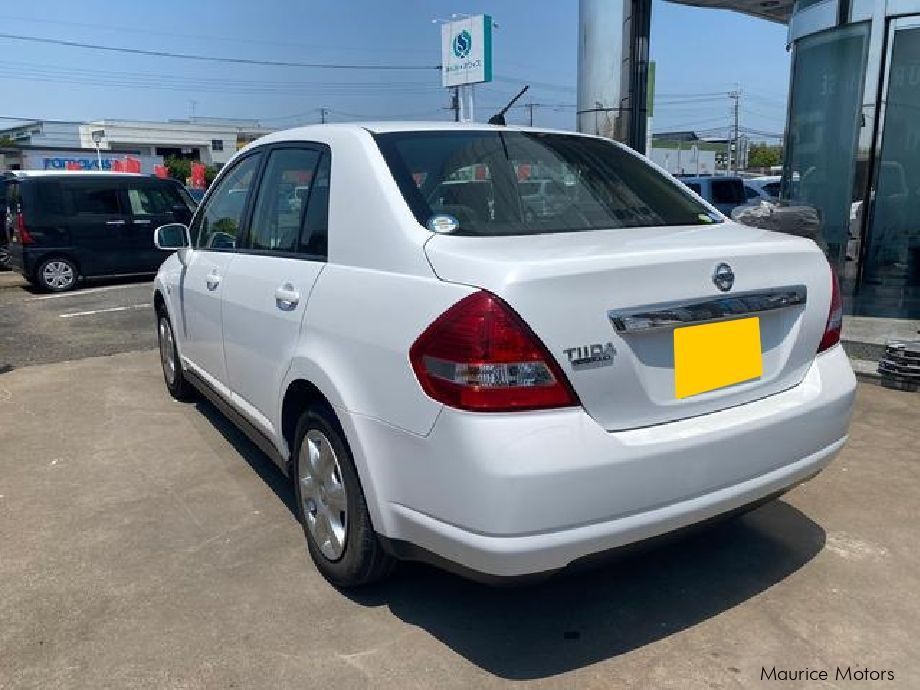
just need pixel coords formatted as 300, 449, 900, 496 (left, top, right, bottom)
237, 141, 331, 262
190, 149, 264, 252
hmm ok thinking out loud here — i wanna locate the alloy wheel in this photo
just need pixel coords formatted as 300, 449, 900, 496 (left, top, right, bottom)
158, 317, 177, 386
42, 261, 75, 290
299, 429, 348, 561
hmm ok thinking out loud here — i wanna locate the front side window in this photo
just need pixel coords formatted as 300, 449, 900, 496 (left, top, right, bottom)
193, 153, 261, 250
248, 147, 322, 254
711, 179, 745, 205
376, 131, 718, 236
127, 185, 172, 215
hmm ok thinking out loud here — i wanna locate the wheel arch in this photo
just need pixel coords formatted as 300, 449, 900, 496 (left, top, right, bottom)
279, 369, 388, 534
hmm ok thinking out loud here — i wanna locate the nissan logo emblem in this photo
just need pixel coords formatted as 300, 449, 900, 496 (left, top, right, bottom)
712, 263, 735, 292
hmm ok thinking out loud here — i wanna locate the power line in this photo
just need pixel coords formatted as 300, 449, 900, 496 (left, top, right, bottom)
0, 32, 439, 70
0, 13, 433, 55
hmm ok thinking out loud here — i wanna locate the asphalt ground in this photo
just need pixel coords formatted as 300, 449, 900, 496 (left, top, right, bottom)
0, 272, 155, 371
0, 270, 918, 688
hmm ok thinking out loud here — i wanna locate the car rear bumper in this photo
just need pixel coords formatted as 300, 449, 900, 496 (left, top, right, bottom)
343, 345, 856, 578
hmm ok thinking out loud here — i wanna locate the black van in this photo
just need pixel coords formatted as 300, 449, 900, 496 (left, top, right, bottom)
4, 171, 196, 292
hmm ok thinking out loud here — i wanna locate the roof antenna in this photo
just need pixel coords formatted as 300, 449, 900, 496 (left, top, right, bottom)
488, 85, 530, 126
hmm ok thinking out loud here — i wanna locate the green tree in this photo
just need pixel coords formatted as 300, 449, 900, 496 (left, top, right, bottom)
747, 144, 783, 169
164, 156, 191, 183
164, 157, 220, 187
204, 165, 220, 186
0, 135, 16, 147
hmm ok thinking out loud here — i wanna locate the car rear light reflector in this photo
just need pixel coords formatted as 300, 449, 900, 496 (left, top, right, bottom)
409, 291, 579, 412
818, 265, 842, 353
15, 213, 35, 245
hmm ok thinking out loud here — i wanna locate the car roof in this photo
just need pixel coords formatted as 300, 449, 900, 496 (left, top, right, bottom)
3, 171, 159, 181
259, 121, 589, 140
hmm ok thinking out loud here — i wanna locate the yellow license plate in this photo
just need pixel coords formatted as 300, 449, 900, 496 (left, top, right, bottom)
673, 317, 763, 399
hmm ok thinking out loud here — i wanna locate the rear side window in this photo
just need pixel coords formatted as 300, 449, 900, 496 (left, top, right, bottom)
301, 153, 330, 258
710, 179, 745, 205
764, 182, 781, 197
248, 147, 323, 254
744, 185, 761, 200
376, 131, 719, 236
66, 184, 121, 215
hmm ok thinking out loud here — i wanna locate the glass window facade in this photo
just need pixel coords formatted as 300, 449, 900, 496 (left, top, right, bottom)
782, 23, 870, 269
783, 10, 920, 318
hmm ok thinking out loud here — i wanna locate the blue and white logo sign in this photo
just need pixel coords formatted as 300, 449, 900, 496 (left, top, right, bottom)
441, 15, 493, 87
452, 30, 472, 59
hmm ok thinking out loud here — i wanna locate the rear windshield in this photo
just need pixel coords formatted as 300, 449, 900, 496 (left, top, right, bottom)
375, 131, 721, 236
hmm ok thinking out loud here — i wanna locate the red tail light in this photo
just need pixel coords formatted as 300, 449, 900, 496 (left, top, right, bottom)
409, 291, 579, 412
15, 213, 35, 245
817, 266, 842, 353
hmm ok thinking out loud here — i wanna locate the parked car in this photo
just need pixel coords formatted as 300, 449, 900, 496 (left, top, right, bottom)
743, 175, 782, 203
4, 171, 195, 292
185, 186, 206, 204
518, 178, 571, 219
153, 124, 856, 587
677, 175, 748, 216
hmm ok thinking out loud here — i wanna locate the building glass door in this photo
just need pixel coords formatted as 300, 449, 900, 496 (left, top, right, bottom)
860, 19, 920, 318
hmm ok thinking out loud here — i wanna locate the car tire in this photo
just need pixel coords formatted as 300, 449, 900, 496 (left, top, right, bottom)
156, 309, 195, 401
35, 256, 78, 292
292, 405, 395, 588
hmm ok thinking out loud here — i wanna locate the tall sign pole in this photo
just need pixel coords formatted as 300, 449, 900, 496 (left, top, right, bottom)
440, 14, 493, 122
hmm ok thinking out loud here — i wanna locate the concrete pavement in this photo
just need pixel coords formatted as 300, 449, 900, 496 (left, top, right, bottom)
0, 272, 155, 371
0, 350, 918, 688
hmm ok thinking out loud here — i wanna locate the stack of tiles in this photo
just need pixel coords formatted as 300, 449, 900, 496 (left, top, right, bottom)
878, 339, 920, 392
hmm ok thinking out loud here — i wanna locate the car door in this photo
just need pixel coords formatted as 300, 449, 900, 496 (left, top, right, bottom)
177, 152, 263, 390
221, 145, 330, 438
61, 179, 133, 276
125, 179, 194, 272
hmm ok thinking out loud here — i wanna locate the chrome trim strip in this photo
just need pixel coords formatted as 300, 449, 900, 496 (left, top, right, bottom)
608, 285, 807, 333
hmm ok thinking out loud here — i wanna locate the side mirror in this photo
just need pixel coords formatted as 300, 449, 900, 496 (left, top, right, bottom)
154, 223, 190, 250
154, 223, 192, 265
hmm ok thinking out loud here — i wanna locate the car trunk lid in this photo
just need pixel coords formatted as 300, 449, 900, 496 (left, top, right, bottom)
424, 222, 831, 431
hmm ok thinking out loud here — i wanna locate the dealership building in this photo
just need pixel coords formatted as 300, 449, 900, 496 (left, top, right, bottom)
582, 0, 920, 318
0, 117, 273, 173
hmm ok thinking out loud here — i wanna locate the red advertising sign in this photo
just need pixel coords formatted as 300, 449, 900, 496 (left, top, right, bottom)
124, 157, 141, 174
65, 161, 81, 171
111, 160, 125, 172
190, 162, 207, 189
153, 165, 168, 179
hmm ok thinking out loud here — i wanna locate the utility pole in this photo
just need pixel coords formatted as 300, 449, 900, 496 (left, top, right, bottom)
451, 88, 460, 122
729, 87, 741, 173
526, 103, 534, 127
319, 107, 328, 124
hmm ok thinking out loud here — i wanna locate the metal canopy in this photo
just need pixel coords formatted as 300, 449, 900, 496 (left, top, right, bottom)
667, 0, 794, 23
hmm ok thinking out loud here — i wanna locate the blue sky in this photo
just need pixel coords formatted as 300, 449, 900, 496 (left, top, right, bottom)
0, 1, 789, 141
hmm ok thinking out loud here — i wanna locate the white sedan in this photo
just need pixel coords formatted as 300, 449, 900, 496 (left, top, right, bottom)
152, 123, 855, 587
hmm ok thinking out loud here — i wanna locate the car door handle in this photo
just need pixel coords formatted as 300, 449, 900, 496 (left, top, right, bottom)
275, 284, 300, 310
133, 219, 152, 225
206, 271, 221, 291
105, 219, 126, 226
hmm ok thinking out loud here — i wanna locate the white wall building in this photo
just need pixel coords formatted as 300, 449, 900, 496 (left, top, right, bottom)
77, 118, 274, 166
